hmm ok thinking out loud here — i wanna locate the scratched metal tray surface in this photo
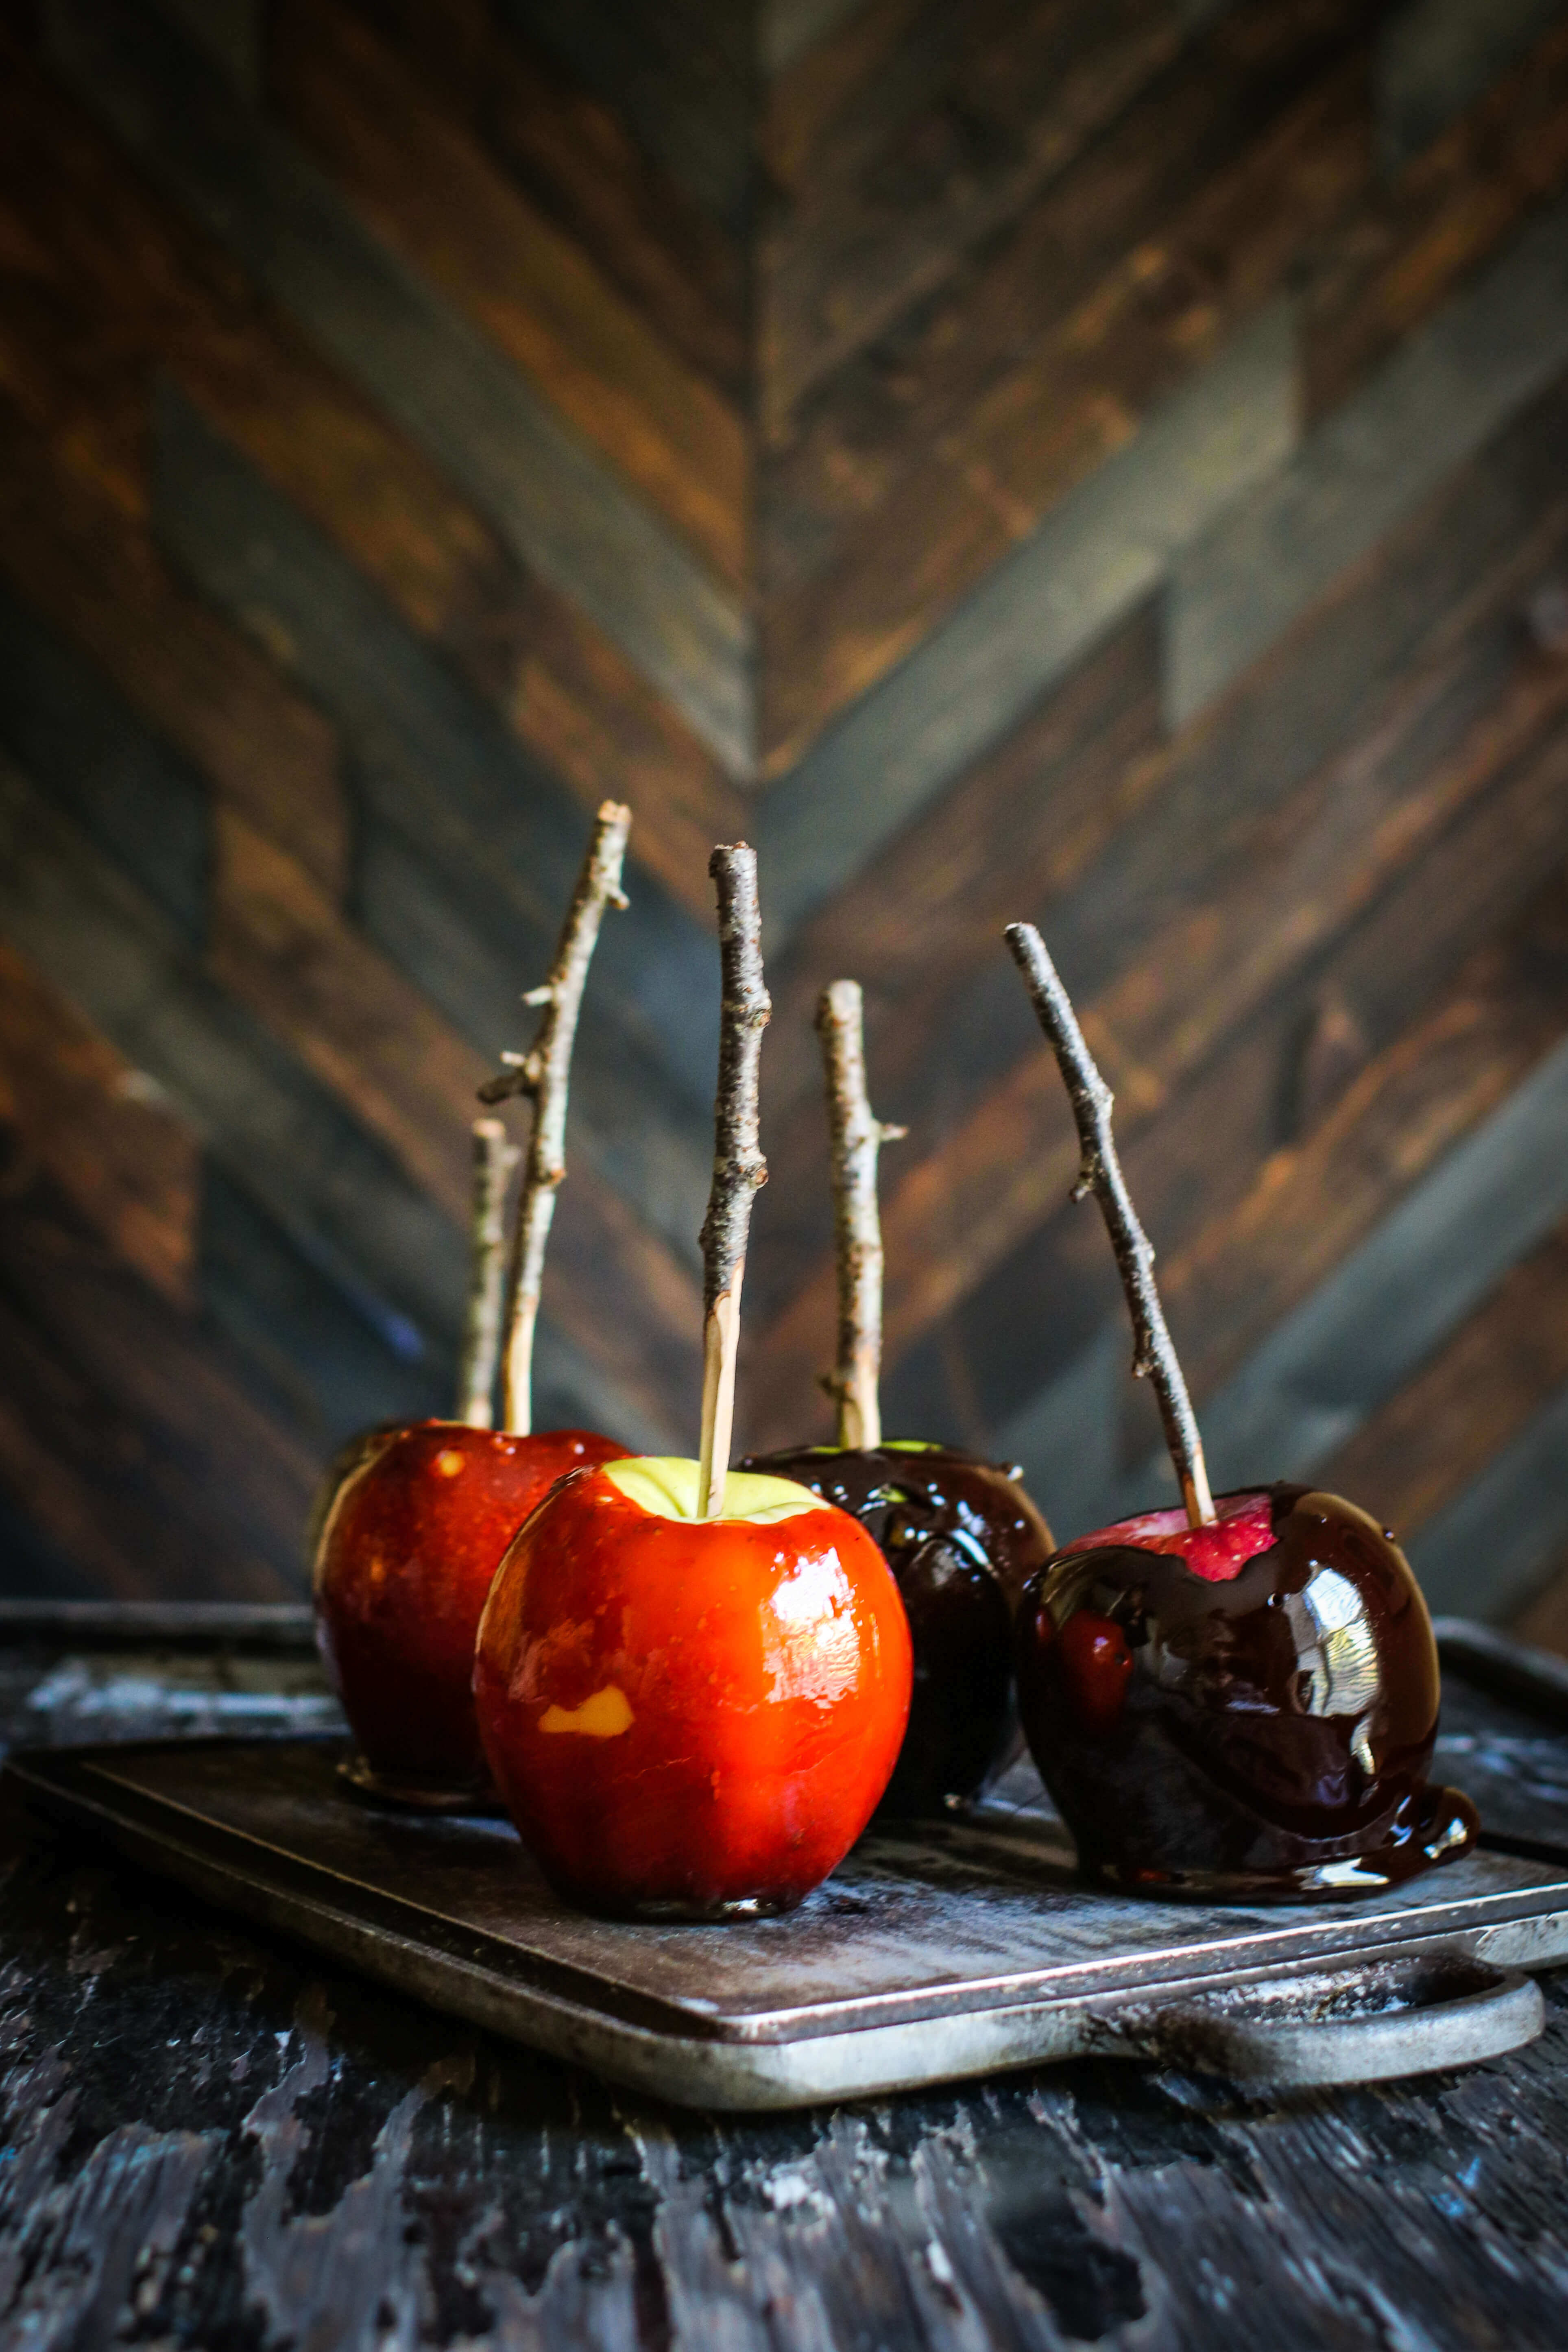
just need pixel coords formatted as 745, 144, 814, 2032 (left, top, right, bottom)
10, 1697, 1568, 2110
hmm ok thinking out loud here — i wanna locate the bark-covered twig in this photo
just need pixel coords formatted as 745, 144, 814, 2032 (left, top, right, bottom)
480, 801, 632, 1435
697, 844, 770, 1517
817, 980, 905, 1449
456, 1117, 519, 1428
1005, 923, 1215, 1528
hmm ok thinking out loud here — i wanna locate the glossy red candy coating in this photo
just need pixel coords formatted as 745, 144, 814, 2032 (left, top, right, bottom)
1059, 1490, 1276, 1582
1017, 1484, 1477, 1900
473, 1466, 914, 1918
314, 1420, 629, 1791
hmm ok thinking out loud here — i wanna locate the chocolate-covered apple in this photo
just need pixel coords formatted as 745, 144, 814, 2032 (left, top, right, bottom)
313, 804, 632, 1804
476, 847, 912, 1917
1002, 923, 1477, 1900
745, 980, 1052, 1813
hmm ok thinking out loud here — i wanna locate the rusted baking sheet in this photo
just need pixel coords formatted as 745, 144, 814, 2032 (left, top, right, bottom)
9, 1736, 1568, 2109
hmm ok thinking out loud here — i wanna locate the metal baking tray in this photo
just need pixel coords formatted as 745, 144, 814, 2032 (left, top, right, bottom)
10, 1726, 1568, 2110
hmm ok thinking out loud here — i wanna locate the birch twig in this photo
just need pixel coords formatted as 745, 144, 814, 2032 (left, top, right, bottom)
1005, 923, 1215, 1528
697, 844, 770, 1518
456, 1117, 519, 1428
817, 980, 905, 1449
480, 800, 632, 1435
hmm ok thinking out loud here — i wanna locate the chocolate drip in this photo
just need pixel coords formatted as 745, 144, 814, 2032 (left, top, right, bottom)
1015, 1484, 1477, 1900
743, 1442, 1052, 1813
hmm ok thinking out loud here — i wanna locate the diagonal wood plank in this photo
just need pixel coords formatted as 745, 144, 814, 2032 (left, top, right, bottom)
1319, 1216, 1568, 1540
0, 939, 198, 1310
0, 25, 746, 914
1309, 10, 1568, 416
152, 387, 719, 1256
349, 0, 747, 395
209, 809, 703, 1442
760, 0, 1191, 432
270, 0, 747, 587
0, 758, 682, 1447
1168, 190, 1568, 722
756, 304, 1295, 935
0, 1151, 318, 1599
1377, 0, 1568, 170
760, 0, 1568, 785
1407, 1379, 1568, 1621
1126, 1031, 1568, 1512
751, 366, 1568, 1427
950, 739, 1568, 1451
45, 0, 755, 776
0, 397, 347, 900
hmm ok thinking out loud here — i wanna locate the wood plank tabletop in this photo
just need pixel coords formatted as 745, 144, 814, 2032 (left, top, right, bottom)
0, 1610, 1567, 2348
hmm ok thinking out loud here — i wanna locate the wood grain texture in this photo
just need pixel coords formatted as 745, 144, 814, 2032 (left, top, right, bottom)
3, 0, 1567, 1600
1168, 190, 1568, 724
757, 303, 1296, 931
760, 0, 1190, 432
1321, 1215, 1568, 1541
1311, 10, 1568, 416
758, 0, 1568, 779
0, 404, 347, 900
498, 0, 753, 230
0, 941, 198, 1309
758, 0, 1369, 766
1409, 1379, 1568, 1621
209, 811, 701, 1449
46, 0, 756, 777
270, 0, 747, 587
0, 21, 743, 918
0, 1152, 316, 1601
349, 0, 747, 396
7, 1645, 1568, 2343
748, 361, 1568, 1437
151, 389, 722, 1205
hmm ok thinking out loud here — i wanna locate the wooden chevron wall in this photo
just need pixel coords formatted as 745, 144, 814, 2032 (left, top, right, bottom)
3, 0, 1568, 1641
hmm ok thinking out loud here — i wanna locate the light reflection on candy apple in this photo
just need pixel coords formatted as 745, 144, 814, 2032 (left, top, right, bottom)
744, 981, 1051, 1813
312, 805, 632, 1804
1002, 923, 1476, 1901
475, 1458, 911, 1917
476, 847, 913, 1917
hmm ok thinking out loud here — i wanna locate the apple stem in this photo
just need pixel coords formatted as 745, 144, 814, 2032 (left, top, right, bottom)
480, 801, 632, 1436
817, 980, 905, 1449
697, 844, 770, 1518
1005, 923, 1217, 1529
456, 1117, 519, 1427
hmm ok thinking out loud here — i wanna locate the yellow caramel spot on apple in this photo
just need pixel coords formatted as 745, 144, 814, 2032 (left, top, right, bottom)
435, 1449, 466, 1478
539, 1685, 634, 1738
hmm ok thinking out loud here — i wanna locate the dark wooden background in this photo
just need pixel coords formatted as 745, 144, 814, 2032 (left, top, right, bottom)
2, 0, 1568, 1640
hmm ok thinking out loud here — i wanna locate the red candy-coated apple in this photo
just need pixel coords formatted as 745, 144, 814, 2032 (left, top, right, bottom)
314, 1420, 628, 1796
1015, 1484, 1477, 1899
313, 803, 634, 1804
473, 1457, 914, 1917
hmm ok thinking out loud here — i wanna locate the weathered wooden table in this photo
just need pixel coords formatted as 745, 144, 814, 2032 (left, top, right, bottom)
3, 1604, 1568, 2351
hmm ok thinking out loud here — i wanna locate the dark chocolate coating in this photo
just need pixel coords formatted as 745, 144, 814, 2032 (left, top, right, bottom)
1015, 1484, 1478, 1900
741, 1442, 1053, 1813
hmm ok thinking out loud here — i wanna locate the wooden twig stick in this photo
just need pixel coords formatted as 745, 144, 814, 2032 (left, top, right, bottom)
1005, 923, 1215, 1528
817, 980, 905, 1449
697, 844, 770, 1518
456, 1117, 519, 1428
480, 801, 632, 1435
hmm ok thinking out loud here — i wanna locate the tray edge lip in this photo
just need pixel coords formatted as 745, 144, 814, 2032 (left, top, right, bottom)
10, 1735, 1568, 2049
